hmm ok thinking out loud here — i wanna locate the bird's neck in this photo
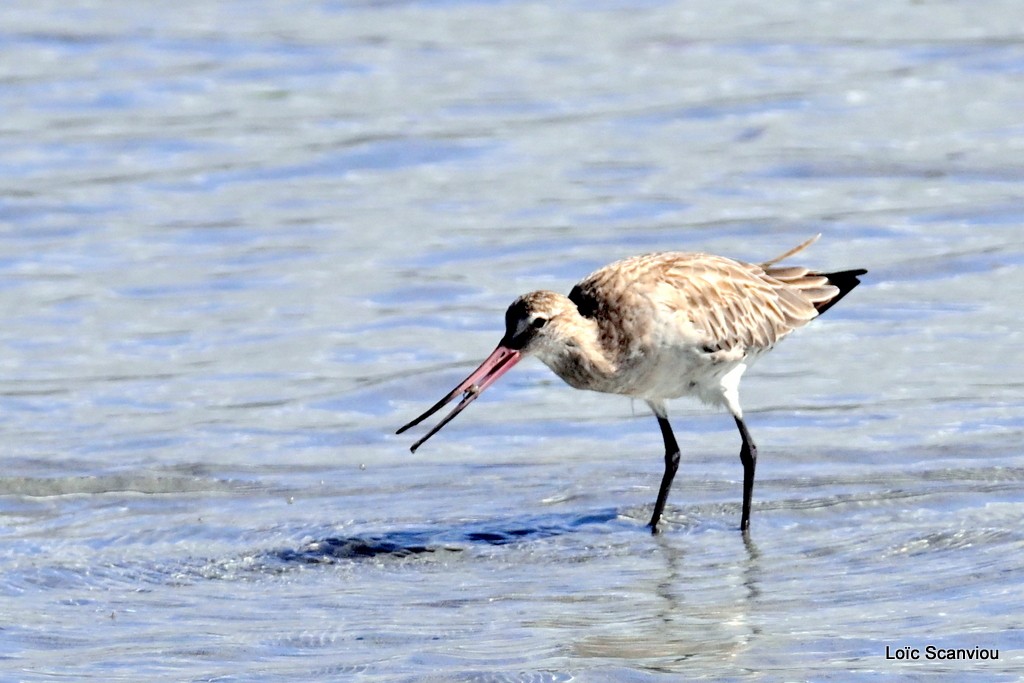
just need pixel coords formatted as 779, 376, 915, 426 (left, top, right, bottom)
537, 315, 619, 391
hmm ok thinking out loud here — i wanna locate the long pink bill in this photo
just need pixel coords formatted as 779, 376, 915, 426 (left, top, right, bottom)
396, 345, 521, 452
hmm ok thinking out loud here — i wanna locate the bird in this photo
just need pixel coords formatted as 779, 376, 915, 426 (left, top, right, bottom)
397, 235, 866, 533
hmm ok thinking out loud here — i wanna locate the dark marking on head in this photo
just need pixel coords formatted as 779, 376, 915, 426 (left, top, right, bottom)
501, 298, 534, 350
504, 298, 530, 331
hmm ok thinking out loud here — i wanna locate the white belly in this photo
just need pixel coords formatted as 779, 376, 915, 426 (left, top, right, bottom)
625, 345, 763, 415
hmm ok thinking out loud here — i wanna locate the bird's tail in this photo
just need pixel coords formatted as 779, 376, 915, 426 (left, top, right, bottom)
764, 264, 868, 315
813, 269, 868, 315
760, 236, 866, 316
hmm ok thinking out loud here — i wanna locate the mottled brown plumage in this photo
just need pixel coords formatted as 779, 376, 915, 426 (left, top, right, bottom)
398, 235, 866, 533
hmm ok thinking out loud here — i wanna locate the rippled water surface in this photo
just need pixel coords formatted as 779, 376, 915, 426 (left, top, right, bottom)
3, 1, 1024, 680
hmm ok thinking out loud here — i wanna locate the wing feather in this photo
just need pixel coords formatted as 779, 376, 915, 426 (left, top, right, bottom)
570, 242, 836, 355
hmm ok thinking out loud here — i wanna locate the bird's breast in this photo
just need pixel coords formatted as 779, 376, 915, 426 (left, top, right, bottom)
544, 339, 752, 405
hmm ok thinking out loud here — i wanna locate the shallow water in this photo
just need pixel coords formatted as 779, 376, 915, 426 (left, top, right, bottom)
3, 1, 1024, 680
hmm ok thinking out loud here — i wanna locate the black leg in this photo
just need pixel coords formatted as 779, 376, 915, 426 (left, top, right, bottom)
734, 416, 757, 532
648, 415, 681, 534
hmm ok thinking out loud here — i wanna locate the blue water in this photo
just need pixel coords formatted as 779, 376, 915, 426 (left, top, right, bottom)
2, 1, 1024, 681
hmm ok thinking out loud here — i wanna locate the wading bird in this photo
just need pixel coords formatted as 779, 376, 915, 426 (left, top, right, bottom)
397, 236, 866, 533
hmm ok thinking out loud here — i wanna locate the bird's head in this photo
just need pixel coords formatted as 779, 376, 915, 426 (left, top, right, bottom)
498, 290, 577, 357
396, 290, 578, 452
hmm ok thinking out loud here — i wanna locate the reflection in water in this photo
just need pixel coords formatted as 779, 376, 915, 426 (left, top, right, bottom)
571, 529, 766, 670
741, 532, 763, 605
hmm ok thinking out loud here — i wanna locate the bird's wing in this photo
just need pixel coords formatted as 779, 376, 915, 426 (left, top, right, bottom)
571, 251, 826, 353
663, 255, 822, 350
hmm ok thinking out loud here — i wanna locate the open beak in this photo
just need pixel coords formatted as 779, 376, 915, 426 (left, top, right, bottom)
396, 345, 521, 452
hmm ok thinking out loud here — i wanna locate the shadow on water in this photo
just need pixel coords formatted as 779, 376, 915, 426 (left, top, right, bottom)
273, 508, 622, 564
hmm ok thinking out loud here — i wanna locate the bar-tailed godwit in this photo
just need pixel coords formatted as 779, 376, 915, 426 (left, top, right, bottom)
397, 236, 866, 533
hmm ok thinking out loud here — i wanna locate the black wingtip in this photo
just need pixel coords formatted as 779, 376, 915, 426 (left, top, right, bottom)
816, 268, 867, 315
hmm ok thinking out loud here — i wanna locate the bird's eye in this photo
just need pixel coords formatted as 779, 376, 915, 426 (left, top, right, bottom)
530, 316, 547, 329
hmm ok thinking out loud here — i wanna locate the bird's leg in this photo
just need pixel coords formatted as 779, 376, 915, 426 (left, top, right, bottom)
648, 414, 681, 534
734, 416, 757, 532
